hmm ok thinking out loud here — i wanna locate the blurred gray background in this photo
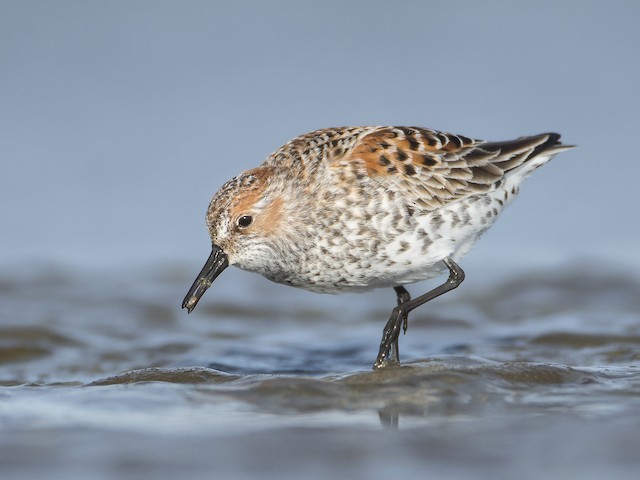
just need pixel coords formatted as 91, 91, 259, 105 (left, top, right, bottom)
1, 0, 638, 272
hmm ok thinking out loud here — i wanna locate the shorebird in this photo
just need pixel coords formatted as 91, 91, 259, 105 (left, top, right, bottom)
182, 126, 573, 368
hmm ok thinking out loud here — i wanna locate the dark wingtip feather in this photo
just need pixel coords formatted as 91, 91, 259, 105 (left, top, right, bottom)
532, 132, 560, 156
531, 132, 575, 157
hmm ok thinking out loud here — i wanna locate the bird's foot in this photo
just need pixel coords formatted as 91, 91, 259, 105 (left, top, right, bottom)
374, 308, 405, 369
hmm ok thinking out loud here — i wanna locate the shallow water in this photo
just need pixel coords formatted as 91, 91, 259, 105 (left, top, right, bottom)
1, 261, 639, 479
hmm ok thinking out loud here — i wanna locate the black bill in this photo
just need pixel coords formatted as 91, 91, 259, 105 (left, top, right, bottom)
182, 244, 229, 313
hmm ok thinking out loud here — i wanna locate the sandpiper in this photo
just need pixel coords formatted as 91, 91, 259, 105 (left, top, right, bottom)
182, 126, 573, 368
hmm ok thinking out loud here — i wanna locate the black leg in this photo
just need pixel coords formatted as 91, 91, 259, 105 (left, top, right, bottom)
395, 285, 412, 340
386, 286, 412, 365
374, 258, 465, 369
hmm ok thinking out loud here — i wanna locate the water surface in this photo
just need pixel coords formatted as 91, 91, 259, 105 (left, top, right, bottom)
1, 261, 639, 479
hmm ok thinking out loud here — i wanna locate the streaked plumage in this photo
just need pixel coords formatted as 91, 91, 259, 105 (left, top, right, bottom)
183, 126, 574, 368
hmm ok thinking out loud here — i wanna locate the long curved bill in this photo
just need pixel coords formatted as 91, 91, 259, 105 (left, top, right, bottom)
182, 244, 229, 313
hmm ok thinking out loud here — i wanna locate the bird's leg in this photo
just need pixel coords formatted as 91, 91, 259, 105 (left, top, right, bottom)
394, 285, 411, 335
374, 258, 465, 369
385, 286, 412, 366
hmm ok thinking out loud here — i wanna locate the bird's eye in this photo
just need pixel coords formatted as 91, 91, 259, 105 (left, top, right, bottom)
237, 215, 254, 229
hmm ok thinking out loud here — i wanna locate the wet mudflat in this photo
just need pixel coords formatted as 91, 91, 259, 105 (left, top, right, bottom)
0, 261, 639, 479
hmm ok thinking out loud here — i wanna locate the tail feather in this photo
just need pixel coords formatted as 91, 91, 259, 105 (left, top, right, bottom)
482, 133, 574, 176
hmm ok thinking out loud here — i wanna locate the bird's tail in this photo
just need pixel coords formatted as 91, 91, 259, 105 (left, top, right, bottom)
482, 132, 575, 182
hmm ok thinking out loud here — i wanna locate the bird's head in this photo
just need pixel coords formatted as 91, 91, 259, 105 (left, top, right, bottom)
182, 166, 285, 312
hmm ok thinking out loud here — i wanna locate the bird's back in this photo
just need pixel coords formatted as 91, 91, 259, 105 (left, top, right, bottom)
255, 127, 573, 293
264, 126, 570, 210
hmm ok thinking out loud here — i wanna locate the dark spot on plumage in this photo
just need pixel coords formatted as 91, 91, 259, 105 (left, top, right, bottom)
398, 241, 410, 253
379, 141, 391, 148
431, 212, 444, 229
387, 166, 397, 173
449, 135, 462, 148
407, 136, 420, 151
397, 149, 408, 162
497, 198, 504, 206
458, 135, 473, 145
421, 234, 433, 252
492, 208, 498, 216
355, 171, 365, 180
403, 164, 417, 176
425, 136, 438, 147
387, 190, 395, 200
378, 155, 391, 166
323, 190, 335, 202
422, 154, 437, 166
406, 205, 415, 217
356, 226, 368, 236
